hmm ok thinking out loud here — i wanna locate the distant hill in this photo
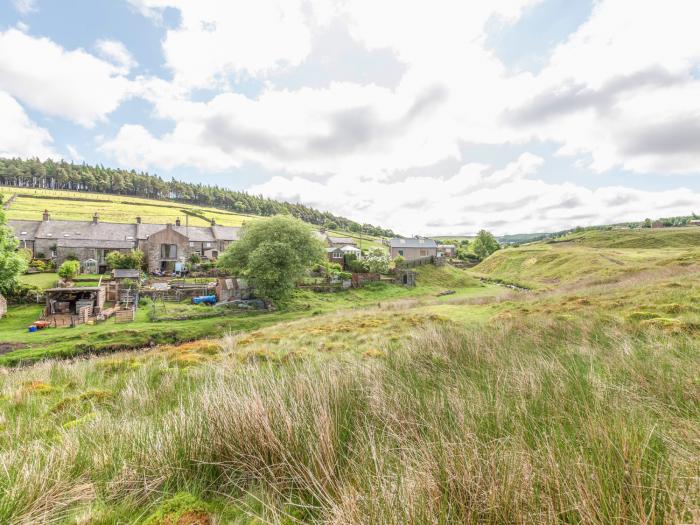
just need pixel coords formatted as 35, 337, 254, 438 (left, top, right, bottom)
0, 157, 395, 237
551, 226, 700, 249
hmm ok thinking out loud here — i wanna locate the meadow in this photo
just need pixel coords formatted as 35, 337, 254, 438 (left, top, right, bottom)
0, 228, 699, 523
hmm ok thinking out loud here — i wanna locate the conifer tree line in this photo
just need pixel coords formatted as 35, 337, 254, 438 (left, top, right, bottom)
0, 157, 395, 237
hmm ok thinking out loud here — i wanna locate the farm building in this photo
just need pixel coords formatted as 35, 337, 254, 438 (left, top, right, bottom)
437, 244, 456, 257
326, 245, 362, 268
45, 286, 106, 320
0, 294, 6, 319
389, 238, 438, 261
8, 211, 239, 274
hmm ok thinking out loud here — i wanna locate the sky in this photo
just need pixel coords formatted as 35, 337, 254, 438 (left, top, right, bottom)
1, 0, 699, 236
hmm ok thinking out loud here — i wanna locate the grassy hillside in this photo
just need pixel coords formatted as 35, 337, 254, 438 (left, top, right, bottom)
1, 315, 697, 523
474, 232, 700, 290
554, 226, 700, 248
2, 186, 255, 226
1, 228, 699, 522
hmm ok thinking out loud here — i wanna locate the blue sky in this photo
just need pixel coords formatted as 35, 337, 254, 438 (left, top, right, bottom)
1, 0, 699, 235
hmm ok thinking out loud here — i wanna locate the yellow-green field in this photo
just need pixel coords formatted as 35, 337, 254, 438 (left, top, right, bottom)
2, 186, 257, 226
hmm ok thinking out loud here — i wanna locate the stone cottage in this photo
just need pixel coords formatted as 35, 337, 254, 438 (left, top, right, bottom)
8, 211, 240, 274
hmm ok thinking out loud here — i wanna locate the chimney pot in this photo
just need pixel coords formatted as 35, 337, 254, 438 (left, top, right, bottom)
42, 209, 50, 221
210, 218, 216, 226
92, 213, 99, 224
166, 223, 172, 230
136, 216, 142, 224
175, 217, 181, 227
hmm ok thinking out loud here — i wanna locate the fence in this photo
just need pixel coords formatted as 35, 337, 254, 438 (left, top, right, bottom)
115, 309, 135, 323
399, 256, 435, 268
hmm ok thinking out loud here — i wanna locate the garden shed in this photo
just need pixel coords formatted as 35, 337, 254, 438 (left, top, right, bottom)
45, 286, 106, 317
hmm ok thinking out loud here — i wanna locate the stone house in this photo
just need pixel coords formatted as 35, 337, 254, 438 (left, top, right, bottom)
389, 238, 438, 261
8, 211, 239, 274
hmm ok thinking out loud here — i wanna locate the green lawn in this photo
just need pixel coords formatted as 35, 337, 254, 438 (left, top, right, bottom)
18, 272, 57, 289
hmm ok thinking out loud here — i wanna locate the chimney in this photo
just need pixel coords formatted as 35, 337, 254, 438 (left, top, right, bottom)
136, 216, 142, 224
175, 217, 181, 227
42, 209, 50, 221
210, 218, 216, 226
92, 212, 99, 224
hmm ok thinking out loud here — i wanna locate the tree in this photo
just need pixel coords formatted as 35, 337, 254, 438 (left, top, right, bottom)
106, 249, 144, 270
217, 215, 325, 300
643, 218, 652, 228
58, 260, 80, 280
472, 230, 500, 260
0, 197, 27, 294
364, 248, 390, 274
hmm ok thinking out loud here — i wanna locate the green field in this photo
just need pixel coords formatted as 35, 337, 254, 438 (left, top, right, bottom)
0, 228, 698, 523
2, 186, 259, 226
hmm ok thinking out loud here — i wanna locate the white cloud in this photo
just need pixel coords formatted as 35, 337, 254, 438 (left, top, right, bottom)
95, 39, 137, 74
248, 153, 700, 235
506, 0, 700, 174
102, 81, 459, 175
12, 0, 36, 14
130, 0, 315, 88
99, 0, 700, 233
0, 29, 135, 127
0, 91, 55, 158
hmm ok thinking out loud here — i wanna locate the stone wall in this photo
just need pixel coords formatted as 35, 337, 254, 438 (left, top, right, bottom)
143, 226, 191, 273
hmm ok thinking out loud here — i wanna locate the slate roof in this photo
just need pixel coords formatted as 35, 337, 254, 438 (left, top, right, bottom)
7, 220, 41, 240
34, 220, 137, 242
9, 219, 239, 244
56, 239, 136, 249
211, 225, 240, 241
327, 236, 357, 245
389, 238, 438, 249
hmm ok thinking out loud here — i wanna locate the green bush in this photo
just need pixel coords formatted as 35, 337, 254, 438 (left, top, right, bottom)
58, 260, 80, 280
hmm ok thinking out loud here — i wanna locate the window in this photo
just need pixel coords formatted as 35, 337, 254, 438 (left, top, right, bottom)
398, 250, 404, 256
419, 249, 427, 257
205, 242, 211, 248
332, 251, 343, 259
161, 244, 177, 259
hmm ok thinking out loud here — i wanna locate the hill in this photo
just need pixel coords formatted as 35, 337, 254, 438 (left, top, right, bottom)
473, 227, 700, 289
0, 157, 394, 237
552, 226, 700, 248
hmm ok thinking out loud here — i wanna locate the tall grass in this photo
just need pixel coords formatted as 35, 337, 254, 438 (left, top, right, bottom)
0, 317, 698, 523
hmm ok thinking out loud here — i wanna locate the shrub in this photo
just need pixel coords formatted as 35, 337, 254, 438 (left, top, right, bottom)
106, 249, 145, 270
58, 260, 80, 280
364, 248, 390, 274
